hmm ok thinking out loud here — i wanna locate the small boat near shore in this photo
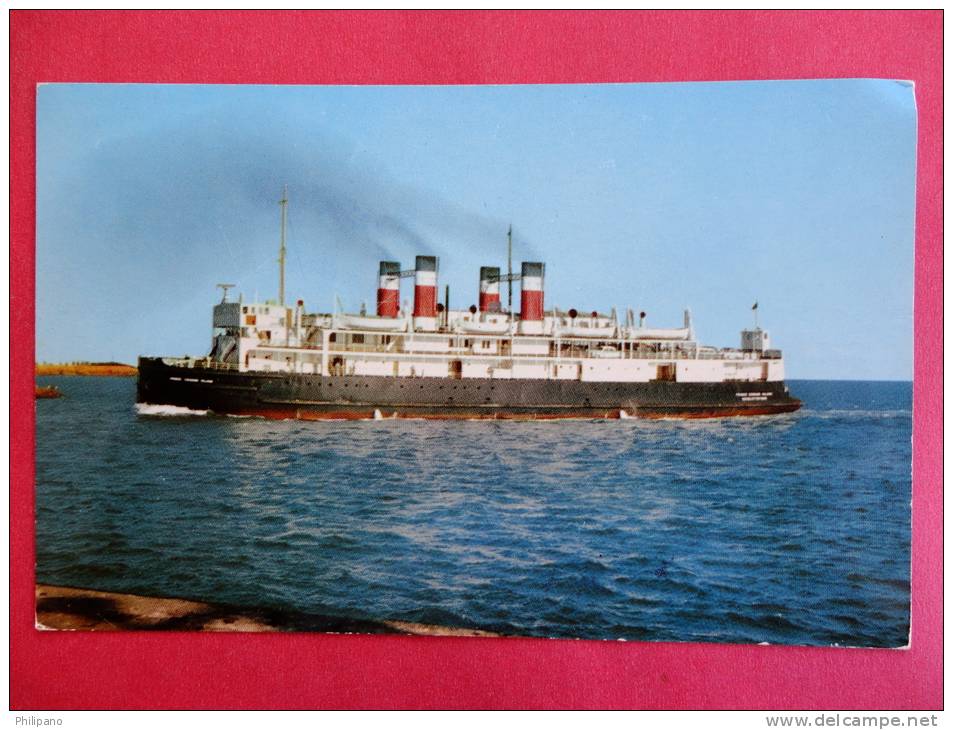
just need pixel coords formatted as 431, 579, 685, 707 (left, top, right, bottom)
35, 385, 63, 399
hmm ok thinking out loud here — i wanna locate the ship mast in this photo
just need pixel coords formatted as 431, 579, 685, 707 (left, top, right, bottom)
278, 185, 288, 306
507, 224, 513, 312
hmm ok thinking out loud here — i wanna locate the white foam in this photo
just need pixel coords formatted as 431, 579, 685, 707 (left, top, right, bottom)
136, 403, 209, 417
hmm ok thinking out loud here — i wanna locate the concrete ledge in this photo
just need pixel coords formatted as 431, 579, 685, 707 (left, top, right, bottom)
35, 584, 498, 637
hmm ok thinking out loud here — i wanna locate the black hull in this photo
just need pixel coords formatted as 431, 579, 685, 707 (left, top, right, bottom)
136, 357, 802, 420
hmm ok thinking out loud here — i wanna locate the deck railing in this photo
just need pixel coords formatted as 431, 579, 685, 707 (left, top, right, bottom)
164, 357, 240, 371
167, 344, 780, 370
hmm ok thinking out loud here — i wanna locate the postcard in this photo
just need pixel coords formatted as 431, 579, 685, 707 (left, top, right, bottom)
34, 79, 915, 648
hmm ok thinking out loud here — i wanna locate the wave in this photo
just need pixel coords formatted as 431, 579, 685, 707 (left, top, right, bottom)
135, 403, 209, 417
806, 409, 911, 420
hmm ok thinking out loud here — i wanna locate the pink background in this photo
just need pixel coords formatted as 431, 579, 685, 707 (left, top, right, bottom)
10, 11, 942, 709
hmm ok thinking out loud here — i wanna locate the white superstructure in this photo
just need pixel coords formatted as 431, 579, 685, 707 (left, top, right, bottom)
198, 256, 786, 386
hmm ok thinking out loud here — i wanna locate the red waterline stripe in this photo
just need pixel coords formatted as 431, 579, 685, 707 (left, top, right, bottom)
216, 404, 800, 421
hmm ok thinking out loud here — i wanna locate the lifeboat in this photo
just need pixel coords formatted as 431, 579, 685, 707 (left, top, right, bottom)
626, 326, 691, 340
336, 313, 407, 331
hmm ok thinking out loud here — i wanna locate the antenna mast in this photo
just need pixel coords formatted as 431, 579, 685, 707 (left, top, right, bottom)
507, 224, 513, 312
216, 283, 235, 303
278, 185, 288, 306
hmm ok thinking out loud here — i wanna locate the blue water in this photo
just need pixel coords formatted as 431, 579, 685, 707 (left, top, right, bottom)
34, 378, 911, 646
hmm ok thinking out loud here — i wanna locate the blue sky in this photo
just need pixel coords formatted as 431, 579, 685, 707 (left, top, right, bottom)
36, 80, 916, 379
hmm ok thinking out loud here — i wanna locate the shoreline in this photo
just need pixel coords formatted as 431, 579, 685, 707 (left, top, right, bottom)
36, 363, 137, 377
35, 584, 498, 637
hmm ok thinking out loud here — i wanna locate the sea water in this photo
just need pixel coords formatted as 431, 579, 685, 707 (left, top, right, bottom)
34, 378, 911, 646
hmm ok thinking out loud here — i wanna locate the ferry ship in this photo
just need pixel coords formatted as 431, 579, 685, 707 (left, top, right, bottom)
137, 196, 801, 420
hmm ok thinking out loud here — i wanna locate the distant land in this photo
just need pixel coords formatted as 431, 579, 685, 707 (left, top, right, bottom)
36, 362, 137, 377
